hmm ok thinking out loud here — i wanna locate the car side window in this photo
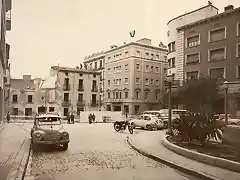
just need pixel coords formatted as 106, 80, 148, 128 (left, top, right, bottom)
138, 116, 143, 120
144, 116, 151, 120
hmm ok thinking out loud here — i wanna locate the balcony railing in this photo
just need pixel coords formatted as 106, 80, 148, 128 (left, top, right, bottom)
63, 84, 70, 91
78, 85, 84, 91
91, 86, 98, 92
27, 101, 34, 104
76, 100, 85, 106
90, 100, 97, 107
62, 100, 71, 106
12, 101, 18, 104
100, 88, 104, 93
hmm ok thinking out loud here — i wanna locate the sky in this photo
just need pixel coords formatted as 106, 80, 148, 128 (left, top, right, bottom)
7, 0, 240, 79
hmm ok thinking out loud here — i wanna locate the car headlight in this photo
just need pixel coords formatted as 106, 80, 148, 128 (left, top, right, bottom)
63, 132, 68, 137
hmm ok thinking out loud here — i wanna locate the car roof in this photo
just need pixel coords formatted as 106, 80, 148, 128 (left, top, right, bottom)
36, 113, 61, 118
141, 114, 158, 117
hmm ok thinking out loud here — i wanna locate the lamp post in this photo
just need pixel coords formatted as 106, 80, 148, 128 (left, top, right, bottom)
166, 75, 174, 135
222, 81, 229, 125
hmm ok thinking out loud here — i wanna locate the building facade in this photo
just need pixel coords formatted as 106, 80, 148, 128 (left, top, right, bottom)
10, 75, 42, 116
0, 0, 11, 122
104, 38, 168, 115
83, 51, 105, 110
167, 1, 218, 82
178, 5, 240, 115
50, 66, 101, 116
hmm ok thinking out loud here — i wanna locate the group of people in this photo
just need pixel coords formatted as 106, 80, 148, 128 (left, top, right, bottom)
67, 113, 75, 124
88, 113, 96, 124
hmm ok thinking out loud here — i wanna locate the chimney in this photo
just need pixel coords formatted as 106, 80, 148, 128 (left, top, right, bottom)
23, 75, 31, 81
224, 5, 234, 11
208, 1, 212, 5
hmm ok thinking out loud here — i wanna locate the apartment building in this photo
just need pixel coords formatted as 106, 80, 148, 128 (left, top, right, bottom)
83, 51, 105, 110
104, 38, 168, 115
177, 5, 240, 115
10, 75, 42, 116
0, 0, 11, 122
50, 66, 101, 116
167, 1, 218, 82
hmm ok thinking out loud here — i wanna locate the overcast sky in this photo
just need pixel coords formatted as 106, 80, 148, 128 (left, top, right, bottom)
7, 0, 240, 79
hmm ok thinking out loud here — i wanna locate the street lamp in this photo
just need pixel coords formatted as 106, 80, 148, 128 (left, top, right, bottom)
222, 81, 229, 125
166, 75, 174, 135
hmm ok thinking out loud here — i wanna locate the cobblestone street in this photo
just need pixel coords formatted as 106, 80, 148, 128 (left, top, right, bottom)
25, 123, 201, 180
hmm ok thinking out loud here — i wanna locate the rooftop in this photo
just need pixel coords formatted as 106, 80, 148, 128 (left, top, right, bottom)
177, 5, 240, 30
167, 3, 218, 25
11, 78, 36, 90
51, 66, 101, 74
84, 51, 105, 61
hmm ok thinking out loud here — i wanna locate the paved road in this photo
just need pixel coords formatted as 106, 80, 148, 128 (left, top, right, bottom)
23, 123, 201, 180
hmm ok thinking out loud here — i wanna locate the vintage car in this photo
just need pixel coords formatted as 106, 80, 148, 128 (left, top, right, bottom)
31, 113, 70, 150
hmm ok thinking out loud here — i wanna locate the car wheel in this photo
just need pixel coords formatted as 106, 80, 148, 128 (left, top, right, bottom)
146, 125, 152, 131
62, 143, 68, 151
163, 122, 168, 129
131, 122, 136, 129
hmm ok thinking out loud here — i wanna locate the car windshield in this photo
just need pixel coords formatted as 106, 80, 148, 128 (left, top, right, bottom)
151, 116, 159, 120
37, 117, 61, 126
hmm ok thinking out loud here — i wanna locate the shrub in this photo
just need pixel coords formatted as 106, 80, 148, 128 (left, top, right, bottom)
172, 113, 226, 146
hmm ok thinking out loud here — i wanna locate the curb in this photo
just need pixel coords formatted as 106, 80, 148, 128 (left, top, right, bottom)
23, 148, 34, 180
126, 137, 215, 180
161, 136, 240, 173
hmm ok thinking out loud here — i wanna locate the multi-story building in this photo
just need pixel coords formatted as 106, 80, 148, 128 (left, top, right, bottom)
167, 1, 218, 82
83, 51, 105, 110
177, 4, 240, 115
0, 0, 11, 122
10, 75, 42, 116
104, 38, 168, 115
50, 66, 101, 116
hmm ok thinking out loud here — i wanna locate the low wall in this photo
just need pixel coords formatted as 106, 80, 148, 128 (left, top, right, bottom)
222, 125, 240, 152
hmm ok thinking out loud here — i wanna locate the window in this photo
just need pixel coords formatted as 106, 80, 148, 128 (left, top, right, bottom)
237, 43, 240, 57
108, 92, 110, 98
186, 35, 200, 48
93, 74, 96, 78
78, 93, 83, 102
136, 92, 139, 99
136, 63, 140, 71
144, 92, 148, 99
12, 95, 17, 102
150, 79, 154, 85
136, 50, 140, 56
114, 66, 121, 73
156, 79, 159, 86
155, 92, 159, 99
108, 68, 111, 74
186, 53, 200, 64
125, 51, 129, 57
125, 64, 128, 71
145, 78, 149, 85
209, 68, 225, 79
164, 68, 167, 74
136, 77, 140, 84
156, 55, 159, 60
116, 92, 119, 99
12, 108, 18, 115
150, 66, 154, 72
108, 80, 110, 86
49, 107, 55, 112
146, 53, 149, 58
100, 60, 103, 68
95, 62, 97, 69
145, 64, 149, 72
167, 30, 170, 36
237, 22, 240, 36
186, 71, 198, 80
125, 92, 128, 98
236, 65, 240, 78
209, 27, 226, 42
208, 47, 226, 61
168, 58, 176, 67
28, 95, 33, 103
78, 79, 83, 90
168, 42, 176, 52
125, 78, 128, 84
108, 56, 111, 60
151, 54, 154, 59
156, 67, 159, 73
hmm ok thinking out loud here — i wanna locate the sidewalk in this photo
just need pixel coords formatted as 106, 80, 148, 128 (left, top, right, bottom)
128, 130, 240, 180
0, 123, 31, 180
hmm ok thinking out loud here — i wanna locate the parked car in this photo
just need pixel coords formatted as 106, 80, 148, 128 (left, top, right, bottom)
215, 114, 240, 125
143, 109, 189, 128
31, 113, 70, 151
129, 114, 164, 131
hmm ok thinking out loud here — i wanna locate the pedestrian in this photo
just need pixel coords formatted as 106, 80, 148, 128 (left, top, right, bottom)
125, 112, 128, 119
92, 113, 96, 123
67, 113, 70, 124
88, 113, 92, 124
71, 113, 75, 124
6, 112, 10, 123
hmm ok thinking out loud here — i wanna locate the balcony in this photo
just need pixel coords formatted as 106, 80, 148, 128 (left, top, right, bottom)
78, 85, 84, 91
76, 100, 85, 106
91, 86, 98, 92
63, 84, 70, 91
6, 10, 11, 31
12, 100, 18, 104
27, 101, 34, 104
111, 98, 123, 103
5, 0, 12, 12
100, 88, 104, 93
62, 100, 71, 107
